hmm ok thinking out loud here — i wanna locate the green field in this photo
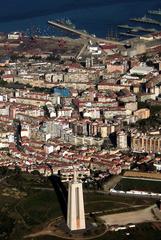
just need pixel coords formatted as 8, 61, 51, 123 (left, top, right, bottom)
115, 178, 161, 193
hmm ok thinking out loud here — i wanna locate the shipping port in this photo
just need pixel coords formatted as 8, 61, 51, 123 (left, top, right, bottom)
48, 20, 123, 45
118, 25, 157, 33
148, 9, 161, 16
130, 16, 161, 26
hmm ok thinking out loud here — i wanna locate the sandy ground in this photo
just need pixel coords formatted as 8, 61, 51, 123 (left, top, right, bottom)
100, 205, 161, 226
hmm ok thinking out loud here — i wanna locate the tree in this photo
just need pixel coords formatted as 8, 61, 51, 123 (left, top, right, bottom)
31, 170, 40, 175
139, 54, 148, 62
14, 166, 21, 175
0, 166, 8, 175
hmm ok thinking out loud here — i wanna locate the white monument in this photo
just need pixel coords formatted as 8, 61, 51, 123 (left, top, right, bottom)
67, 169, 86, 231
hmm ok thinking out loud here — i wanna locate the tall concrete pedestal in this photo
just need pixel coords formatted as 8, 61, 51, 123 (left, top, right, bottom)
67, 171, 86, 231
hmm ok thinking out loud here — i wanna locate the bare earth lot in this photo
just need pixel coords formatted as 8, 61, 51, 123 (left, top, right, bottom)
100, 205, 161, 226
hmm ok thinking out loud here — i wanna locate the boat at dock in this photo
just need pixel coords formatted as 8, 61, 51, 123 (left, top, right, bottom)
56, 18, 76, 29
118, 24, 157, 33
119, 32, 139, 38
148, 9, 161, 16
130, 16, 161, 26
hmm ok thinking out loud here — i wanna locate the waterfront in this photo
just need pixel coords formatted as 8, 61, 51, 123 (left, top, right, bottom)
0, 0, 161, 37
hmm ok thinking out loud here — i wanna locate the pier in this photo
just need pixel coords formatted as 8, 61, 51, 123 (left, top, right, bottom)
119, 32, 139, 38
148, 9, 161, 16
118, 25, 157, 33
48, 20, 123, 45
130, 16, 161, 26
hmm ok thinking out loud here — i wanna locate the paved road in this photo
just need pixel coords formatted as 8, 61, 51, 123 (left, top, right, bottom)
76, 43, 88, 59
103, 175, 122, 192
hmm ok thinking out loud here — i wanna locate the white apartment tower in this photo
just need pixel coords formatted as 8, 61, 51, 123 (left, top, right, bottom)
67, 170, 86, 231
117, 131, 128, 149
